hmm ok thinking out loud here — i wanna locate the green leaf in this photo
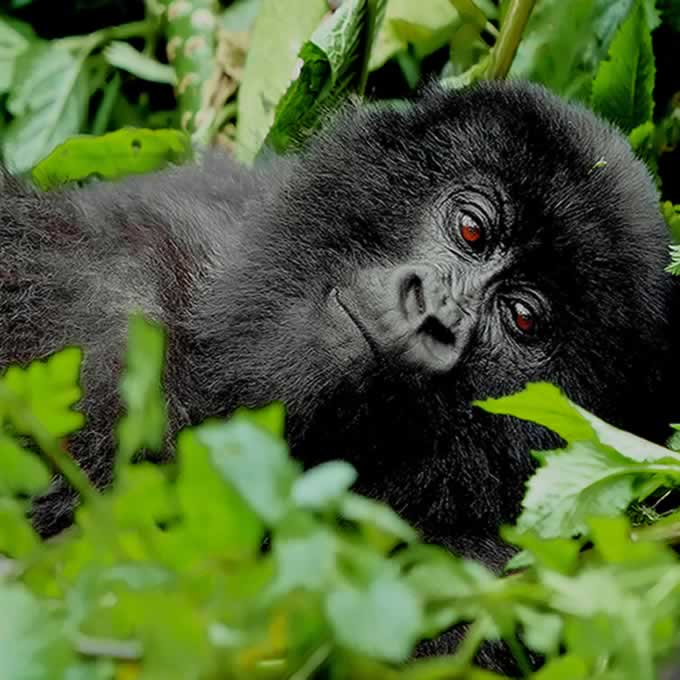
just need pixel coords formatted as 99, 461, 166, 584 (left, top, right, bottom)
591, 0, 656, 133
530, 655, 588, 680
476, 382, 680, 465
0, 498, 40, 558
104, 41, 176, 84
272, 516, 337, 594
517, 442, 637, 538
117, 316, 167, 464
292, 461, 357, 510
340, 493, 418, 550
31, 128, 191, 190
475, 383, 595, 444
369, 0, 459, 71
0, 584, 76, 678
236, 0, 327, 161
3, 43, 89, 173
264, 0, 388, 156
326, 570, 423, 662
176, 429, 263, 560
0, 15, 34, 94
2, 347, 84, 438
0, 435, 50, 497
196, 417, 299, 525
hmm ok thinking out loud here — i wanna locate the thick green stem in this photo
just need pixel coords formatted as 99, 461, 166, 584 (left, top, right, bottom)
486, 0, 536, 80
160, 0, 219, 143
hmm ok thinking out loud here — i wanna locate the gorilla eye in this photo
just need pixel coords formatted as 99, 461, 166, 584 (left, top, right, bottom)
512, 301, 536, 334
459, 213, 484, 247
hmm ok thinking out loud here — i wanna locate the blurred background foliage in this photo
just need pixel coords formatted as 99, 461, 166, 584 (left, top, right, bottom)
0, 0, 677, 198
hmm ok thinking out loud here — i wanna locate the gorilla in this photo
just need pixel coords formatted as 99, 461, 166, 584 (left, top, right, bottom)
0, 82, 673, 581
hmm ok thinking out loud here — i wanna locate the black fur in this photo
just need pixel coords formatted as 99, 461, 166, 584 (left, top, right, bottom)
0, 84, 674, 662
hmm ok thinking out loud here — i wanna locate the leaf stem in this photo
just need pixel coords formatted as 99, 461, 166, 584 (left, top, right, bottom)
486, 0, 535, 80
57, 19, 157, 52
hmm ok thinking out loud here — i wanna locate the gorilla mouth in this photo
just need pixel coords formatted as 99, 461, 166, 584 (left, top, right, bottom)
330, 287, 377, 357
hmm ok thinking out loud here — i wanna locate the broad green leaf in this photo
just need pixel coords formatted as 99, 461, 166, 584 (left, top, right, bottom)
326, 571, 423, 662
507, 0, 596, 100
476, 382, 680, 465
292, 461, 357, 510
176, 429, 263, 560
31, 128, 191, 190
369, 0, 459, 71
236, 0, 327, 161
0, 435, 50, 496
0, 15, 34, 94
475, 383, 595, 444
4, 43, 89, 173
2, 347, 84, 437
517, 442, 638, 538
117, 316, 167, 464
0, 584, 76, 678
196, 417, 299, 525
263, 0, 388, 157
104, 41, 176, 84
502, 527, 581, 574
591, 0, 655, 132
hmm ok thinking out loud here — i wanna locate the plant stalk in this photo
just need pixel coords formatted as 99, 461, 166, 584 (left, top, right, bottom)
487, 0, 536, 80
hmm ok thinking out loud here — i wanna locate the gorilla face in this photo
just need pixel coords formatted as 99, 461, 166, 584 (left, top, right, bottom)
195, 82, 672, 535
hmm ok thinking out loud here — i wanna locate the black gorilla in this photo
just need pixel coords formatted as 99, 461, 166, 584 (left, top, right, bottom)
0, 82, 673, 575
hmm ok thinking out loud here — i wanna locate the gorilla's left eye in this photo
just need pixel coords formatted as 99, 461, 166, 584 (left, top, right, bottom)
459, 213, 484, 247
511, 301, 536, 334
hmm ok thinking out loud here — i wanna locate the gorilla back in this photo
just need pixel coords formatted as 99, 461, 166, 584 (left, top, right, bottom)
0, 82, 673, 559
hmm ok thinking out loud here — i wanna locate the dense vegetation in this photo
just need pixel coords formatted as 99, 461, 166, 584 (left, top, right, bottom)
2, 0, 680, 678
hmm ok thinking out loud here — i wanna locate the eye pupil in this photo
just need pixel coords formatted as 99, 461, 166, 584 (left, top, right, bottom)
460, 215, 482, 244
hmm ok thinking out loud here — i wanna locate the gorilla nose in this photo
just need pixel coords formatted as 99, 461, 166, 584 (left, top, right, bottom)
391, 265, 466, 373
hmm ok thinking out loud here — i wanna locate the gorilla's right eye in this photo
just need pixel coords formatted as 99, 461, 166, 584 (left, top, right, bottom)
458, 213, 484, 248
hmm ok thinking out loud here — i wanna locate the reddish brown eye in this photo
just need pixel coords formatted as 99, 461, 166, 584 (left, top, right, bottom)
459, 214, 483, 245
513, 302, 535, 334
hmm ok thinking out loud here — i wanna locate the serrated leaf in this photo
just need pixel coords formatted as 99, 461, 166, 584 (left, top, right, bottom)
3, 43, 89, 173
104, 41, 176, 85
326, 571, 422, 662
32, 128, 191, 190
117, 316, 167, 464
292, 461, 357, 510
591, 0, 655, 132
517, 442, 637, 538
2, 347, 84, 438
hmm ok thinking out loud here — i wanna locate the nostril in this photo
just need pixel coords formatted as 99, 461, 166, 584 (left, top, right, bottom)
401, 273, 427, 319
420, 316, 456, 348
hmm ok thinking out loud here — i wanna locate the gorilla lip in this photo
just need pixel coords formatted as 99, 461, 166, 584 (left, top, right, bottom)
330, 287, 376, 356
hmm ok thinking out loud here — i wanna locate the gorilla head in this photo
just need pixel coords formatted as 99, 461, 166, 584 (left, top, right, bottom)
187, 82, 673, 548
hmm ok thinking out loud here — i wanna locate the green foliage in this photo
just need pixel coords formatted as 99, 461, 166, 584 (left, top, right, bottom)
4, 322, 680, 678
3, 1, 680, 678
